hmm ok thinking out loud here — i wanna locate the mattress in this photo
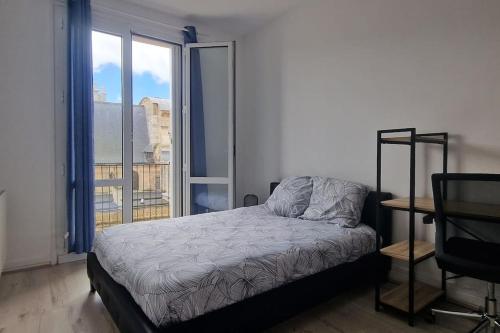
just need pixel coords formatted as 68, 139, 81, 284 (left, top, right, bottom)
93, 205, 376, 327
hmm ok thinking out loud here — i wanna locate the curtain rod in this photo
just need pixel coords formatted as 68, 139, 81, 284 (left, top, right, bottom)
92, 3, 208, 37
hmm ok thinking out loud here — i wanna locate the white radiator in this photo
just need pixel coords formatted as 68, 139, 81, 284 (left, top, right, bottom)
0, 190, 6, 278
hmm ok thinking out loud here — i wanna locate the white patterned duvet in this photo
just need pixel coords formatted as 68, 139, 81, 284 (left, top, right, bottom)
93, 205, 376, 327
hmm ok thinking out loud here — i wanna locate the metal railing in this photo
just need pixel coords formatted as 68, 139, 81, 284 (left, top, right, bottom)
94, 162, 171, 231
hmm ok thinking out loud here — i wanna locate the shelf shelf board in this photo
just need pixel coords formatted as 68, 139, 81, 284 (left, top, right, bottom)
380, 282, 444, 313
381, 197, 435, 214
380, 135, 446, 145
380, 137, 413, 145
380, 240, 435, 263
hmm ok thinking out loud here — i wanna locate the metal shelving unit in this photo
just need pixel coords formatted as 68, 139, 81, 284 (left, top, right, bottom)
375, 128, 448, 326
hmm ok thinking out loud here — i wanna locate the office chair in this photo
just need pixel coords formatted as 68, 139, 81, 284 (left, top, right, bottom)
431, 173, 500, 333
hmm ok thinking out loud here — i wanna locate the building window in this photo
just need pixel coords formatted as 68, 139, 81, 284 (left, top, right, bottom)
144, 152, 154, 162
161, 150, 170, 162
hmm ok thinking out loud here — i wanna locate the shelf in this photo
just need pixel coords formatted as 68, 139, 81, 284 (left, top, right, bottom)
380, 137, 414, 145
381, 135, 446, 145
376, 128, 449, 325
380, 282, 444, 313
380, 240, 435, 263
381, 197, 435, 214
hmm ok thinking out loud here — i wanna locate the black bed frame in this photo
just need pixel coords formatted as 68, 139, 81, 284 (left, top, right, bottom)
87, 187, 393, 333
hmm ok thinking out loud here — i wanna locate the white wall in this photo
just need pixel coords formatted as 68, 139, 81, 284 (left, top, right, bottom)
237, 0, 500, 306
0, 0, 56, 270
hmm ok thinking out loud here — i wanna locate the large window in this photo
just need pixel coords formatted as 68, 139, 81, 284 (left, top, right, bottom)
92, 28, 180, 230
90, 15, 235, 231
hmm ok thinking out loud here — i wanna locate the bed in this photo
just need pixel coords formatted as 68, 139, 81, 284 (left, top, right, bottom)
87, 186, 392, 333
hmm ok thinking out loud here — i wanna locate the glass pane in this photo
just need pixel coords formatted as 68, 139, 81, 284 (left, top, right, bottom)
444, 180, 500, 206
132, 35, 173, 222
190, 47, 229, 177
95, 185, 123, 232
440, 179, 500, 243
92, 31, 123, 180
132, 163, 171, 221
191, 184, 228, 215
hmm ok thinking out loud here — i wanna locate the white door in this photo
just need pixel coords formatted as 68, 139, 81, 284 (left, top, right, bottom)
183, 42, 235, 215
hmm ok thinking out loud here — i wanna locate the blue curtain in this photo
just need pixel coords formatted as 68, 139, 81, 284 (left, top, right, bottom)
68, 0, 95, 253
183, 26, 208, 214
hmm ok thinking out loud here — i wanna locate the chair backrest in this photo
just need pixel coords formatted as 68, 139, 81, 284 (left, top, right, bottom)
431, 173, 500, 255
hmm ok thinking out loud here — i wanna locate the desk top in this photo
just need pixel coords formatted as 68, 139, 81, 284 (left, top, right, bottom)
382, 197, 500, 222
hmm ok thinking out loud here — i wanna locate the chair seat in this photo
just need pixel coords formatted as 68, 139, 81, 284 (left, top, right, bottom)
446, 237, 500, 266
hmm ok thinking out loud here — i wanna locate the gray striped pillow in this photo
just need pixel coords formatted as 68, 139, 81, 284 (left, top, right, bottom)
265, 176, 313, 218
300, 176, 369, 227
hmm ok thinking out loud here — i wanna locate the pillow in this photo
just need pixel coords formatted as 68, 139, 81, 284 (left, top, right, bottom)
265, 176, 313, 218
300, 176, 369, 227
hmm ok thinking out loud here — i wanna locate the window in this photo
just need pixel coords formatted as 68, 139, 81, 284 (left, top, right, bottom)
161, 150, 171, 162
91, 26, 180, 228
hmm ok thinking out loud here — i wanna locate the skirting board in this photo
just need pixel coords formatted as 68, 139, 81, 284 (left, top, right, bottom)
5, 253, 87, 273
57, 252, 87, 264
4, 256, 53, 273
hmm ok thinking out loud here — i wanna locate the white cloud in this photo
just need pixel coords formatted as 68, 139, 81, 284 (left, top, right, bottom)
92, 31, 172, 84
132, 40, 171, 84
92, 31, 121, 72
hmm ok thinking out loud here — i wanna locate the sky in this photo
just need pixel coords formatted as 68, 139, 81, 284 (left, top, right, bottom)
92, 31, 172, 105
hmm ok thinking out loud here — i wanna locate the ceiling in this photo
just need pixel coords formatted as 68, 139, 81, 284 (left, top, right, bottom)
125, 0, 303, 36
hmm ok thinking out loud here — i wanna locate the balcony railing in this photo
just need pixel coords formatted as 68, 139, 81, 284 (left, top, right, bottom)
94, 162, 171, 232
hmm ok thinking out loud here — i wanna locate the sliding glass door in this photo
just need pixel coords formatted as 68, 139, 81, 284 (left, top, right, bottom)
184, 42, 235, 215
91, 26, 181, 229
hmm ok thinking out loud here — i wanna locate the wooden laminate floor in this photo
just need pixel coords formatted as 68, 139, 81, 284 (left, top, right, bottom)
0, 261, 479, 333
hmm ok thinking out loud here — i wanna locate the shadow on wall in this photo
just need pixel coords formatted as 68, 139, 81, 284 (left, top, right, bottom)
452, 138, 500, 173
423, 135, 500, 192
239, 28, 286, 204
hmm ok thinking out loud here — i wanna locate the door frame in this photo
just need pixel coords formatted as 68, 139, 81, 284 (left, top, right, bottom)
183, 42, 235, 215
